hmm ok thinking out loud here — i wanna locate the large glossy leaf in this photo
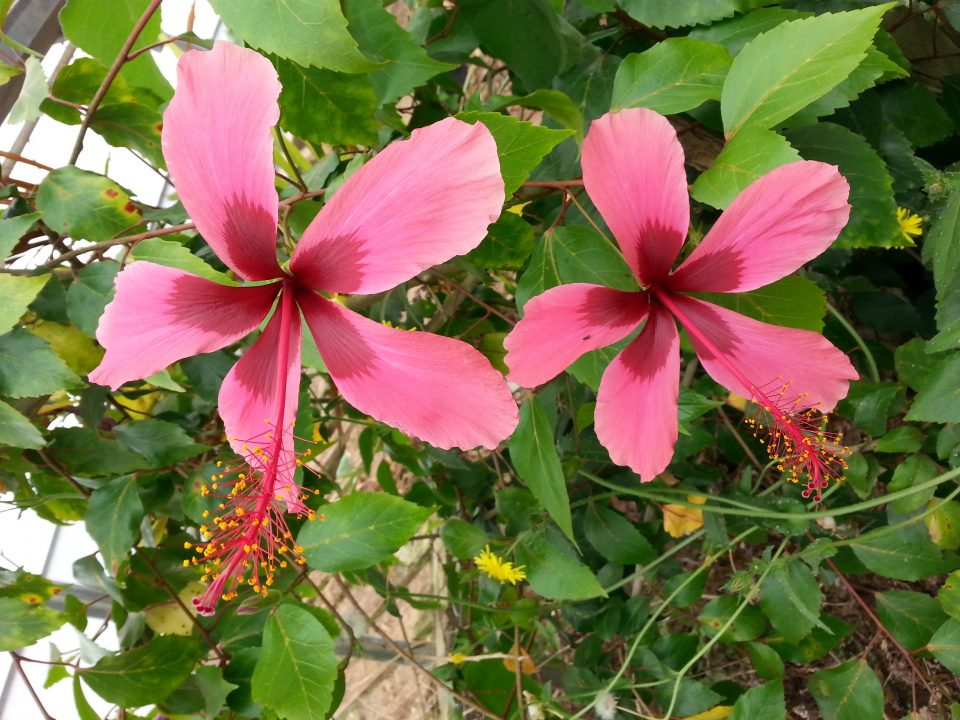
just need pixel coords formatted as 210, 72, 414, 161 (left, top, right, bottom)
81, 636, 202, 706
298, 492, 431, 572
697, 276, 826, 332
36, 168, 141, 243
517, 525, 605, 601
251, 605, 337, 720
510, 397, 573, 542
875, 590, 948, 651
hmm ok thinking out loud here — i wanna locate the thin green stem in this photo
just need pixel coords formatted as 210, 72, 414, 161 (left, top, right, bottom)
827, 301, 880, 383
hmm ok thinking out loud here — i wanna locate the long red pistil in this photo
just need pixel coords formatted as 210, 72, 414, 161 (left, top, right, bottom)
652, 289, 849, 502
189, 284, 313, 614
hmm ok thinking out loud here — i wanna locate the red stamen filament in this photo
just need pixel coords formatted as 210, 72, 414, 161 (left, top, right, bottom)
652, 289, 850, 502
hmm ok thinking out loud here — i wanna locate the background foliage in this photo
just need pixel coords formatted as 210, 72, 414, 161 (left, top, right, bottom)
2, 0, 960, 718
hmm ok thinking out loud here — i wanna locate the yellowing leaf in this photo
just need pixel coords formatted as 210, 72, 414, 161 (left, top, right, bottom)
30, 320, 104, 375
144, 581, 204, 636
663, 495, 707, 538
726, 392, 748, 411
686, 706, 733, 720
502, 642, 537, 675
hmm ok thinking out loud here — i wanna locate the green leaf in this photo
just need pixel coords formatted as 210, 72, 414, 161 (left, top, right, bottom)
273, 58, 378, 148
50, 428, 148, 476
342, 0, 456, 104
85, 476, 144, 575
583, 504, 655, 566
721, 5, 891, 137
298, 492, 431, 572
208, 0, 376, 73
697, 276, 826, 332
759, 559, 825, 643
516, 225, 638, 310
809, 660, 883, 720
0, 212, 40, 259
928, 619, 960, 675
66, 261, 119, 337
691, 128, 800, 209
785, 123, 902, 249
251, 605, 338, 720
81, 636, 202, 706
612, 38, 732, 114
690, 8, 809, 56
72, 674, 100, 720
467, 212, 535, 271
940, 571, 960, 621
8, 56, 46, 124
440, 518, 489, 560
887, 454, 939, 514
0, 598, 66, 650
699, 595, 766, 642
457, 111, 573, 196
490, 90, 585, 142
517, 525, 605, 601
874, 425, 924, 454
458, 0, 588, 91
0, 274, 47, 334
87, 103, 164, 167
131, 238, 235, 284
195, 666, 239, 720
875, 590, 948, 651
747, 642, 785, 680
509, 398, 573, 542
621, 0, 761, 29
0, 329, 81, 398
906, 354, 960, 424
60, 0, 170, 98
926, 500, 960, 551
849, 528, 957, 581
36, 167, 141, 242
730, 680, 785, 720
0, 399, 44, 449
114, 419, 205, 466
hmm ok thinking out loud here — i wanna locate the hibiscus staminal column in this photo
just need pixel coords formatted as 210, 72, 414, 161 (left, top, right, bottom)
189, 284, 311, 614
652, 289, 849, 503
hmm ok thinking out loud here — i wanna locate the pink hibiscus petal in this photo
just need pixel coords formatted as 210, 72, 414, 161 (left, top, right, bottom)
89, 262, 278, 390
290, 118, 503, 295
663, 293, 857, 411
162, 42, 282, 281
667, 161, 850, 294
595, 304, 680, 482
298, 291, 518, 449
582, 109, 689, 286
504, 283, 648, 388
218, 290, 303, 510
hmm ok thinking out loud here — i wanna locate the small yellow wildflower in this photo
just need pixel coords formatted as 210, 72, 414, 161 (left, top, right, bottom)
449, 652, 467, 665
473, 545, 526, 585
896, 207, 923, 244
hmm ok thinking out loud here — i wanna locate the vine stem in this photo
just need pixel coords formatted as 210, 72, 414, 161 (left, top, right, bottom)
68, 0, 163, 165
9, 652, 55, 720
826, 301, 880, 382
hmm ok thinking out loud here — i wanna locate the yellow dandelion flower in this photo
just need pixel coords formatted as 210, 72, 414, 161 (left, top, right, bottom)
473, 545, 526, 585
896, 207, 922, 244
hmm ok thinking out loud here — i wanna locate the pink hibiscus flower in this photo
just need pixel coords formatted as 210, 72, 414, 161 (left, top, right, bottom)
88, 42, 517, 612
504, 108, 858, 500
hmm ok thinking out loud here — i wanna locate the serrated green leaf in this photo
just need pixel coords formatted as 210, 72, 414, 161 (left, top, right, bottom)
251, 605, 337, 720
490, 90, 585, 142
209, 0, 376, 74
786, 122, 901, 249
8, 56, 46, 124
721, 5, 890, 137
875, 590, 948, 651
298, 492, 431, 572
510, 398, 573, 542
66, 261, 119, 337
759, 559, 825, 643
0, 328, 80, 398
731, 680, 785, 720
612, 38, 732, 114
691, 128, 800, 209
0, 399, 44, 449
273, 58, 378, 148
49, 427, 148, 476
60, 0, 170, 99
621, 0, 763, 29
690, 8, 809, 55
583, 504, 655, 566
114, 419, 205, 466
131, 238, 234, 284
467, 212, 535, 270
343, 0, 455, 104
81, 636, 202, 706
457, 111, 573, 196
518, 525, 605, 601
0, 212, 40, 260
809, 660, 883, 720
85, 476, 144, 575
0, 597, 66, 650
36, 167, 141, 242
0, 274, 47, 334
697, 276, 825, 332
905, 354, 960, 424
849, 528, 957, 581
